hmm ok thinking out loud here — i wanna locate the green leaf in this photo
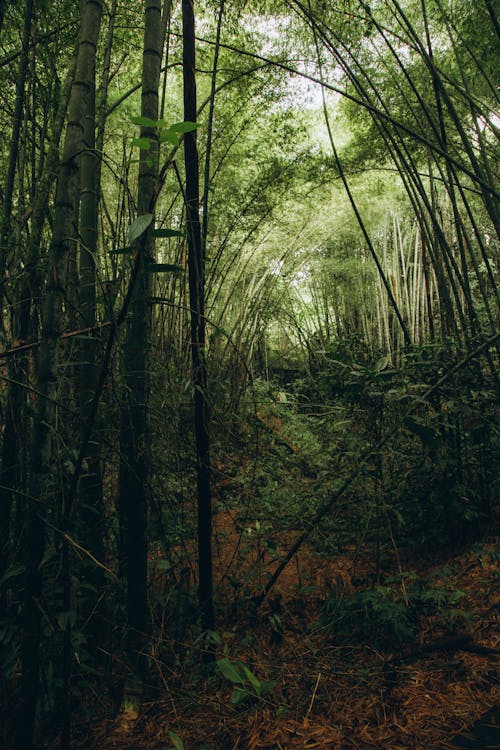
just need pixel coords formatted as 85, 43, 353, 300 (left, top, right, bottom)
217, 657, 245, 684
109, 246, 134, 255
131, 115, 158, 128
230, 688, 249, 706
128, 214, 153, 244
169, 121, 200, 133
374, 355, 390, 373
131, 137, 151, 150
160, 131, 179, 145
150, 228, 183, 238
144, 263, 184, 274
168, 730, 185, 750
241, 665, 261, 695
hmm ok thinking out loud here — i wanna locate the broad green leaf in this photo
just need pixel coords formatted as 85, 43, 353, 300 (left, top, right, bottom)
131, 115, 158, 128
169, 121, 200, 133
230, 688, 249, 706
150, 228, 183, 238
168, 730, 185, 750
109, 246, 134, 255
216, 657, 245, 684
131, 137, 151, 150
128, 214, 153, 244
160, 131, 179, 145
144, 263, 184, 274
374, 355, 390, 373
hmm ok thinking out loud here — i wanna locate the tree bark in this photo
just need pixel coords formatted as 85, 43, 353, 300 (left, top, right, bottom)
18, 3, 103, 748
182, 0, 215, 639
118, 0, 162, 674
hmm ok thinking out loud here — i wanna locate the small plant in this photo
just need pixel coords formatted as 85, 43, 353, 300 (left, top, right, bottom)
216, 657, 277, 707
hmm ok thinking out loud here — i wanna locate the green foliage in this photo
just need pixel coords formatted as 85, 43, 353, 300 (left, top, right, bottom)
320, 571, 472, 648
217, 657, 277, 707
130, 116, 200, 149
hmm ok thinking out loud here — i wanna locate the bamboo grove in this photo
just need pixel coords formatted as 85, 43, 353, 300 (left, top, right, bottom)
0, 1, 498, 749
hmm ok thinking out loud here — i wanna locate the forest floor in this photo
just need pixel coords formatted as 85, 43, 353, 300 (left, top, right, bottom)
83, 513, 499, 750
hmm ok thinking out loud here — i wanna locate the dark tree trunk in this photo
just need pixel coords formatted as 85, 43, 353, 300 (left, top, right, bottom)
18, 3, 103, 748
76, 2, 105, 634
182, 0, 215, 638
118, 0, 162, 675
0, 0, 33, 313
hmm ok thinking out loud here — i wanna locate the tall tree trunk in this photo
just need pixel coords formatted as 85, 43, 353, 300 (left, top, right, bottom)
0, 52, 76, 624
18, 3, 103, 748
0, 0, 33, 619
76, 0, 109, 638
118, 0, 162, 677
0, 0, 33, 318
182, 0, 215, 639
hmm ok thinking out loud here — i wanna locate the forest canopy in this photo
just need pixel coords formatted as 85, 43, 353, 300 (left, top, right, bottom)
0, 1, 498, 749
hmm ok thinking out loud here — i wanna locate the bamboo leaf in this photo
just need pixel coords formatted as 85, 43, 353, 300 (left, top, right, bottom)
130, 115, 158, 128
128, 214, 153, 244
150, 228, 183, 238
169, 121, 200, 133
